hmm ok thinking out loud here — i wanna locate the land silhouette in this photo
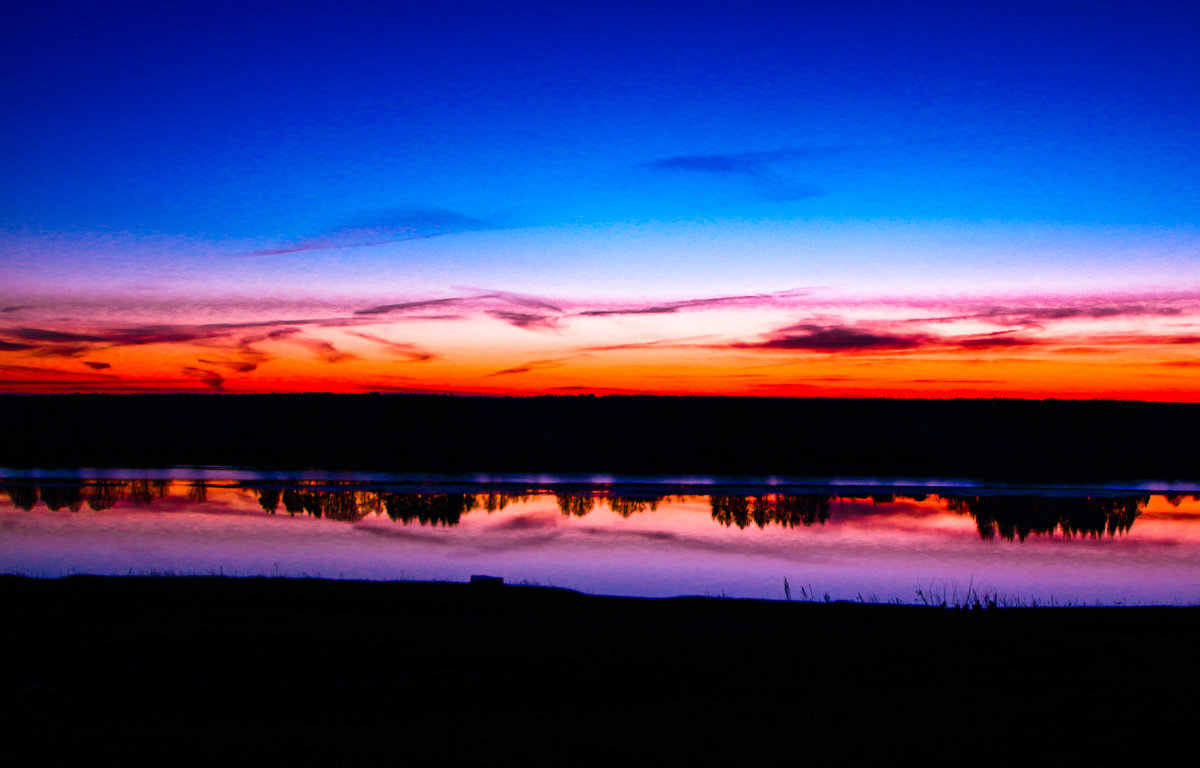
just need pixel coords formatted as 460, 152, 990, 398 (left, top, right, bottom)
2, 574, 1199, 765
2, 393, 1198, 481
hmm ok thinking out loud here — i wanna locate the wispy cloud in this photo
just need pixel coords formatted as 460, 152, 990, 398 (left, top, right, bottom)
182, 366, 225, 390
954, 333, 1041, 349
643, 148, 840, 201
576, 306, 678, 317
29, 344, 93, 358
727, 323, 1058, 355
1, 318, 333, 361
305, 339, 356, 363
0, 316, 378, 379
913, 297, 1197, 329
484, 358, 572, 377
455, 288, 563, 312
262, 332, 356, 363
486, 310, 558, 331
357, 291, 566, 331
575, 288, 810, 317
353, 297, 467, 316
1074, 333, 1200, 346
197, 358, 258, 373
354, 292, 565, 327
0, 362, 115, 379
345, 331, 436, 362
7, 328, 107, 343
581, 335, 718, 352
247, 208, 496, 256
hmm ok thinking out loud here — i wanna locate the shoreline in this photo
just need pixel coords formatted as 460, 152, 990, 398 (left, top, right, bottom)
4, 573, 1195, 610
6, 466, 1200, 495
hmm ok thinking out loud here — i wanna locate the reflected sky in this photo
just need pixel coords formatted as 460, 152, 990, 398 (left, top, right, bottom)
3, 479, 1200, 605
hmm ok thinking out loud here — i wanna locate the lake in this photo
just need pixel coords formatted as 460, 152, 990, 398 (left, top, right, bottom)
3, 470, 1200, 606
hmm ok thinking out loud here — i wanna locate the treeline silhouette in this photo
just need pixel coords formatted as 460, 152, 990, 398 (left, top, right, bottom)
944, 495, 1148, 541
5, 481, 1186, 540
2, 394, 1199, 480
709, 494, 830, 528
1, 480, 170, 512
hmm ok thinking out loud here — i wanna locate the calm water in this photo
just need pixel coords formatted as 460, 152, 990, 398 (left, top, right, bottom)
3, 471, 1200, 605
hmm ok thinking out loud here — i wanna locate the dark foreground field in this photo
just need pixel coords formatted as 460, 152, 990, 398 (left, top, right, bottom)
2, 576, 1197, 765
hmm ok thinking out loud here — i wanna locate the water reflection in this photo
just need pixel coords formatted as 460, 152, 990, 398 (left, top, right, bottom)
0, 480, 1183, 542
5, 479, 1200, 604
556, 495, 595, 517
945, 495, 1146, 541
709, 494, 830, 529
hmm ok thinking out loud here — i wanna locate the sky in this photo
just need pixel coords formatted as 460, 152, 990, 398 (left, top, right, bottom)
2, 0, 1198, 399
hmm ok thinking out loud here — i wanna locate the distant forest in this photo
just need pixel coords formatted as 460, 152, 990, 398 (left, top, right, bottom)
0, 394, 1197, 481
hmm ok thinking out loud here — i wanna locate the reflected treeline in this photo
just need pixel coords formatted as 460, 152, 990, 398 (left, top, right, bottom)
945, 495, 1149, 541
556, 495, 595, 517
2, 482, 1195, 541
252, 483, 539, 526
2, 480, 170, 512
710, 495, 830, 529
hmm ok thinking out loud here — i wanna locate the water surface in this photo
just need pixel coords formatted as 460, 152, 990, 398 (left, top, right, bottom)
3, 474, 1199, 605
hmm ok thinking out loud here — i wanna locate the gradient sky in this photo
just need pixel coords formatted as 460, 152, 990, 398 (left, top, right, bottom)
2, 1, 1199, 398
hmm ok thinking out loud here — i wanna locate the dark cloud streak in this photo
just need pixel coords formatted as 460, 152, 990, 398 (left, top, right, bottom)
643, 147, 840, 201
728, 324, 1052, 355
484, 358, 571, 377
30, 344, 93, 358
353, 298, 466, 316
576, 290, 808, 317
7, 328, 107, 343
918, 300, 1193, 329
345, 332, 436, 362
735, 324, 934, 352
486, 310, 558, 331
247, 208, 496, 257
455, 288, 563, 312
182, 367, 225, 390
197, 359, 257, 373
581, 335, 718, 352
955, 334, 1040, 349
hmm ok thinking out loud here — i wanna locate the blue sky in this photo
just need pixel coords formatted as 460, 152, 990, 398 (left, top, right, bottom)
2, 1, 1199, 397
5, 1, 1198, 239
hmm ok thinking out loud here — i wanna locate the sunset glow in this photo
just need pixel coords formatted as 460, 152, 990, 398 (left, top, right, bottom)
1, 286, 1198, 399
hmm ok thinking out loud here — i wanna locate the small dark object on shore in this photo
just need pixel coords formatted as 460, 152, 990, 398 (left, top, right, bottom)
470, 574, 504, 587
